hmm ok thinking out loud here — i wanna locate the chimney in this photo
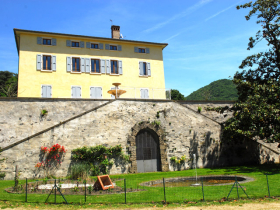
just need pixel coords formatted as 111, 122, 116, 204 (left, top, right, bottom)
111, 25, 120, 39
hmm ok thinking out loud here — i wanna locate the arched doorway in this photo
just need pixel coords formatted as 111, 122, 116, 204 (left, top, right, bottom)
136, 129, 161, 172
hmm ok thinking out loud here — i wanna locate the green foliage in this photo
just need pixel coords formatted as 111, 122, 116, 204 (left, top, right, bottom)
41, 109, 48, 116
170, 155, 187, 164
197, 106, 202, 113
171, 89, 185, 100
0, 148, 5, 179
185, 79, 238, 100
72, 145, 129, 175
0, 71, 18, 97
223, 0, 280, 143
151, 120, 161, 126
69, 163, 91, 180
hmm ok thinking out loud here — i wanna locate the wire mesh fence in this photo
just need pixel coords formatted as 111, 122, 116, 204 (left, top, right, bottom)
3, 173, 280, 204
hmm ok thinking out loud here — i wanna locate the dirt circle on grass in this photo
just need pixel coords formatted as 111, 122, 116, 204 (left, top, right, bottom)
141, 175, 254, 187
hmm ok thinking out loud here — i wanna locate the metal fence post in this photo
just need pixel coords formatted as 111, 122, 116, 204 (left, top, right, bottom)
124, 179, 127, 204
266, 174, 271, 198
54, 179, 56, 204
235, 176, 239, 199
201, 177, 205, 201
25, 178, 27, 202
163, 178, 166, 204
85, 180, 87, 203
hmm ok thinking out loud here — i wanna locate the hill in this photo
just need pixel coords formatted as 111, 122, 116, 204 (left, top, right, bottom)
185, 79, 238, 101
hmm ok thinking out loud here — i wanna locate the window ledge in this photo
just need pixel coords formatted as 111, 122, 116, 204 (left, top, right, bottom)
109, 73, 120, 76
41, 70, 53, 72
90, 72, 102, 75
139, 75, 149, 77
70, 71, 82, 74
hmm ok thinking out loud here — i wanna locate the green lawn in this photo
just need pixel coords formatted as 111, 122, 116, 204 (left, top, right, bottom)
0, 165, 280, 204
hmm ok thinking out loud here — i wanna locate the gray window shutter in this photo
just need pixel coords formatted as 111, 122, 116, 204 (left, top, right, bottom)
90, 87, 93, 98
139, 61, 143, 75
147, 62, 151, 76
47, 86, 52, 98
111, 87, 115, 99
66, 40, 71, 47
105, 44, 109, 50
52, 38, 57, 46
85, 58, 90, 73
42, 86, 46, 97
145, 89, 149, 99
37, 37, 42, 45
140, 89, 144, 99
52, 55, 56, 71
86, 42, 90, 48
78, 87, 81, 98
99, 43, 103, 49
101, 59, 105, 73
71, 87, 75, 98
81, 58, 85, 72
37, 54, 42, 70
97, 87, 102, 99
118, 60, 122, 75
106, 60, 110, 74
146, 48, 150, 54
80, 41, 84, 48
117, 45, 122, 51
134, 47, 138, 53
67, 57, 71, 72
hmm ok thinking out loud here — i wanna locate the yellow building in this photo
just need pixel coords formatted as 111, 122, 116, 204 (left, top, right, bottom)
14, 26, 168, 99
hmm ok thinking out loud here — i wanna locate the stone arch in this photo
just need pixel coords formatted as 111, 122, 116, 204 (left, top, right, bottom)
127, 121, 169, 173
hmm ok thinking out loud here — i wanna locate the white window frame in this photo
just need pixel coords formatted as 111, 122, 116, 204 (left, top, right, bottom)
41, 84, 52, 98
90, 86, 103, 99
42, 37, 52, 46
109, 44, 118, 51
71, 86, 82, 98
110, 59, 119, 75
40, 54, 53, 72
71, 56, 82, 74
90, 57, 102, 74
140, 88, 149, 99
71, 40, 81, 48
139, 61, 149, 77
90, 43, 100, 50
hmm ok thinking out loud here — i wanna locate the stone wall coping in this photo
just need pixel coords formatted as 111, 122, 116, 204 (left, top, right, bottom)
178, 100, 235, 104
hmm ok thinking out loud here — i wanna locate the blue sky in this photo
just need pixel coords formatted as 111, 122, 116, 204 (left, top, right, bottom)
0, 0, 266, 96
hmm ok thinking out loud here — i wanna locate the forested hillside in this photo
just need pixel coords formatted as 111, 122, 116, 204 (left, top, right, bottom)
185, 79, 238, 100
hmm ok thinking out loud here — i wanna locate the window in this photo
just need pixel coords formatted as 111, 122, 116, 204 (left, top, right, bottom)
72, 58, 80, 72
72, 41, 80, 47
91, 43, 99, 49
41, 85, 52, 98
110, 45, 117, 50
43, 39, 51, 45
111, 60, 118, 74
141, 89, 149, 99
139, 61, 151, 76
72, 86, 81, 98
37, 54, 56, 71
43, 55, 52, 70
90, 87, 102, 99
138, 48, 145, 53
91, 59, 100, 73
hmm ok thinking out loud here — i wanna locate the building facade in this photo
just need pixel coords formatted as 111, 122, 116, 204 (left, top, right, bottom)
14, 26, 168, 99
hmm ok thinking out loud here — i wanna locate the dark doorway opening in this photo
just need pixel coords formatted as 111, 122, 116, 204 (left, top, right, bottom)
136, 129, 161, 172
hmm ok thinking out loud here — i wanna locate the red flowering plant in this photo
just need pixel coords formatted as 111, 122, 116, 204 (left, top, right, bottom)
35, 144, 67, 176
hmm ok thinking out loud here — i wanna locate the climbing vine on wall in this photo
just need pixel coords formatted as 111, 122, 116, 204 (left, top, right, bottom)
72, 144, 129, 175
35, 144, 67, 177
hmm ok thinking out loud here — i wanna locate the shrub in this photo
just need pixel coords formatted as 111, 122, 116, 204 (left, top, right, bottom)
198, 106, 202, 113
69, 163, 91, 180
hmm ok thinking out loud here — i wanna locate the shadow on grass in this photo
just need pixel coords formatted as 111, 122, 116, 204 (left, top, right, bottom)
210, 164, 280, 175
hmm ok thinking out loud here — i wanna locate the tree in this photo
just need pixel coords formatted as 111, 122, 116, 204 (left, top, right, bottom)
223, 0, 280, 142
171, 89, 185, 100
0, 71, 18, 97
0, 148, 5, 179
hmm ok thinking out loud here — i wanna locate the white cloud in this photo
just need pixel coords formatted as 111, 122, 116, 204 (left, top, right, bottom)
205, 0, 244, 21
143, 0, 213, 33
